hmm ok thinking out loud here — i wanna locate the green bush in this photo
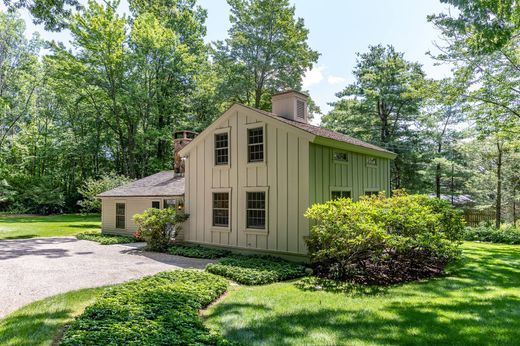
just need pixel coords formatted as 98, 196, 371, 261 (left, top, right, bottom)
133, 208, 189, 251
206, 255, 306, 285
61, 270, 230, 345
168, 244, 231, 259
464, 222, 520, 244
77, 173, 132, 213
76, 231, 138, 245
304, 191, 465, 284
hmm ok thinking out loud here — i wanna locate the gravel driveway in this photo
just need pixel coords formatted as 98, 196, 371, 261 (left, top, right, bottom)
0, 237, 214, 318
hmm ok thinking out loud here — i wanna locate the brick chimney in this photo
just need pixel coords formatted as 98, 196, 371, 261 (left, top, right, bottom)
271, 90, 309, 124
173, 131, 197, 176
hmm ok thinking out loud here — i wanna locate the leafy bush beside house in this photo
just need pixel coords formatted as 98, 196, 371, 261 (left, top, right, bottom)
304, 191, 465, 284
60, 270, 229, 345
133, 208, 189, 251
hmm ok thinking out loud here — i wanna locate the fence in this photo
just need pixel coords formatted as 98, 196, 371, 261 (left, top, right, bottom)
464, 209, 496, 227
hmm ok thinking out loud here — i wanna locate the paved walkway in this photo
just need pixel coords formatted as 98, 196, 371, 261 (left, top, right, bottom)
0, 237, 213, 318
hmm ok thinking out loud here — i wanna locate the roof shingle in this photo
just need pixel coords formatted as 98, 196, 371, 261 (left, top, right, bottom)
97, 171, 184, 197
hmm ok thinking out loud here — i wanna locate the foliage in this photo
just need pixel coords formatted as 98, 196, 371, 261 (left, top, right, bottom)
322, 45, 427, 191
206, 255, 306, 285
77, 173, 132, 213
213, 0, 319, 109
168, 244, 231, 259
61, 270, 230, 345
133, 208, 189, 251
204, 242, 520, 345
464, 222, 520, 244
76, 231, 138, 245
304, 191, 465, 284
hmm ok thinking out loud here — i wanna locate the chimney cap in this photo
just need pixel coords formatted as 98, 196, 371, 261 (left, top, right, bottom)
272, 89, 309, 99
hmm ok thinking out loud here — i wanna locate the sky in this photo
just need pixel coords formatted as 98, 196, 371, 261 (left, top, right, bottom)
12, 0, 454, 124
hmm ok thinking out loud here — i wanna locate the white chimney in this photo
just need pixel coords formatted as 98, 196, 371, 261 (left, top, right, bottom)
271, 90, 309, 124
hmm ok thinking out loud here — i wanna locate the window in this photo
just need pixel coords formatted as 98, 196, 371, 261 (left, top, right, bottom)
152, 201, 160, 209
115, 203, 125, 229
164, 199, 176, 209
366, 157, 377, 166
213, 192, 230, 227
331, 190, 351, 200
333, 151, 348, 163
246, 191, 266, 229
214, 132, 229, 165
365, 191, 379, 196
247, 127, 264, 163
296, 100, 305, 119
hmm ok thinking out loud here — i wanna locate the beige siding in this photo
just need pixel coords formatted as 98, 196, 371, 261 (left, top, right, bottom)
101, 196, 182, 236
183, 107, 311, 255
309, 143, 392, 204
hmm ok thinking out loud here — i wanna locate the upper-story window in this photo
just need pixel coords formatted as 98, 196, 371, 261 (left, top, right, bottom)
215, 132, 229, 165
366, 157, 377, 166
248, 127, 264, 163
333, 151, 348, 163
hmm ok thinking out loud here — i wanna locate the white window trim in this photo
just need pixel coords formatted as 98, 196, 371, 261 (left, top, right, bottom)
211, 187, 232, 232
245, 123, 267, 167
213, 127, 231, 168
333, 150, 349, 165
243, 186, 269, 234
329, 186, 352, 200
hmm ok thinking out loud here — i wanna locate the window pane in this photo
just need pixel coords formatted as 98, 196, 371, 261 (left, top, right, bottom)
334, 152, 348, 162
215, 133, 229, 165
152, 201, 160, 209
248, 127, 264, 163
115, 203, 125, 229
365, 191, 379, 196
331, 191, 351, 200
213, 192, 230, 227
246, 191, 266, 229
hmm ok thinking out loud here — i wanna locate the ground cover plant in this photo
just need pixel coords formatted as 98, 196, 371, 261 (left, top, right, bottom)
206, 255, 306, 285
168, 244, 231, 259
204, 242, 520, 345
61, 270, 229, 345
76, 231, 138, 245
0, 214, 100, 239
304, 191, 465, 284
464, 222, 520, 244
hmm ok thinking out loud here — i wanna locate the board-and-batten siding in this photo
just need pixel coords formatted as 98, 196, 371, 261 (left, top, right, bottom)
309, 143, 391, 204
183, 108, 310, 255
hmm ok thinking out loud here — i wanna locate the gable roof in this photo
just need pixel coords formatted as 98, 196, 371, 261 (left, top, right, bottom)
179, 103, 396, 159
98, 171, 184, 197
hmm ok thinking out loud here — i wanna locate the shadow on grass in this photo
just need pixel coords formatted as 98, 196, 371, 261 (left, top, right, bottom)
68, 224, 100, 229
0, 309, 74, 346
0, 234, 39, 240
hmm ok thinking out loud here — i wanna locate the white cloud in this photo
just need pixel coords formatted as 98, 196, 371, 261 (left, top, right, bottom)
327, 75, 347, 85
302, 66, 325, 88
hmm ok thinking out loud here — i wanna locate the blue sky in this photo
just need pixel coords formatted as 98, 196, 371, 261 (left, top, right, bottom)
12, 0, 454, 124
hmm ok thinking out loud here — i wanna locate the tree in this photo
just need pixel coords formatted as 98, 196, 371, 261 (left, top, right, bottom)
77, 173, 132, 212
2, 0, 81, 31
213, 0, 319, 110
322, 45, 427, 190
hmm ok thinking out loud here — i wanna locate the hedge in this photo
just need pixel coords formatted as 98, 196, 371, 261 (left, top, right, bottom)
76, 231, 138, 245
168, 244, 231, 259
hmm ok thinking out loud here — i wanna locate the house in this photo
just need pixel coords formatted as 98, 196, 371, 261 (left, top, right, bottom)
99, 90, 396, 256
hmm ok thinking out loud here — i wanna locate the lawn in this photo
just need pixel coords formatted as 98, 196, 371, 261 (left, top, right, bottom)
0, 214, 100, 239
203, 242, 520, 345
0, 287, 104, 346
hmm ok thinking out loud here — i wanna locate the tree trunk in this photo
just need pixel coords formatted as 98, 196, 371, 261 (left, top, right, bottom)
496, 141, 503, 229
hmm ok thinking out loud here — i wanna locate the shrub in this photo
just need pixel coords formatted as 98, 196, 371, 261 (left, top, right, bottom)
133, 208, 189, 251
206, 255, 306, 285
464, 222, 520, 244
76, 231, 138, 245
61, 270, 230, 345
168, 244, 231, 259
304, 191, 465, 284
77, 173, 132, 213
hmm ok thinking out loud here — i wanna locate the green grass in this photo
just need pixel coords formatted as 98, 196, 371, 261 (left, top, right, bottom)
76, 231, 137, 245
0, 214, 100, 239
204, 242, 520, 345
0, 287, 105, 346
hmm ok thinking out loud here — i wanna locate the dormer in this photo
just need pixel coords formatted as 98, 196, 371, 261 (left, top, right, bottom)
271, 90, 309, 124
